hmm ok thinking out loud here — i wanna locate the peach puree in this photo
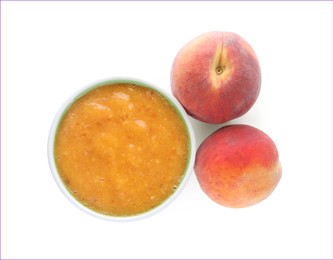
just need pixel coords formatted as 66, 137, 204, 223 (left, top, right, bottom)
54, 83, 190, 216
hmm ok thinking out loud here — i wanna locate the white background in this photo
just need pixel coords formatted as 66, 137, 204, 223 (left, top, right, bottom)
1, 1, 332, 259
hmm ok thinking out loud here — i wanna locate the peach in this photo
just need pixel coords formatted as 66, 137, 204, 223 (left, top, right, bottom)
171, 31, 261, 124
195, 124, 282, 208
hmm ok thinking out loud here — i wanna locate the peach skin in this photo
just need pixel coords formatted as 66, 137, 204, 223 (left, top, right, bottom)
195, 124, 282, 208
171, 31, 261, 124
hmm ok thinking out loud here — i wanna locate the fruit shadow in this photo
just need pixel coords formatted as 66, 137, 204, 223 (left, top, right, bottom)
189, 110, 263, 149
189, 118, 226, 149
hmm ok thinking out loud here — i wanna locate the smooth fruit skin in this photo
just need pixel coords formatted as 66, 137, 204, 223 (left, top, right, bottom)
171, 31, 261, 124
195, 124, 282, 208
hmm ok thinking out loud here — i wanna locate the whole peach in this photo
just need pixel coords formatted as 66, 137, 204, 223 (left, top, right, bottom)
195, 124, 282, 208
171, 31, 261, 124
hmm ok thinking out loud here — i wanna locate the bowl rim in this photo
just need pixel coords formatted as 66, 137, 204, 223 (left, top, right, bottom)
47, 77, 196, 222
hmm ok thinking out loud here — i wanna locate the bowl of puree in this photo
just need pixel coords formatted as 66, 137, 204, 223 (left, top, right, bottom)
47, 78, 196, 221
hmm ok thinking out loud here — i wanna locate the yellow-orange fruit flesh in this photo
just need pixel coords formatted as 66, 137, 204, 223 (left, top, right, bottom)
54, 84, 190, 216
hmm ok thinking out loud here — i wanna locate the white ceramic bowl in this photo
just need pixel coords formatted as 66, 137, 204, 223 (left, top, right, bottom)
47, 78, 196, 221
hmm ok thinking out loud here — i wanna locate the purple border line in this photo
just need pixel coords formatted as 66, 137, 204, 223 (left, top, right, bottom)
0, 0, 332, 260
1, 0, 333, 1
1, 1, 2, 259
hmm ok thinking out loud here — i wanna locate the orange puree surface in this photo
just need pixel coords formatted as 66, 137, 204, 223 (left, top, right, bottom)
54, 83, 190, 216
